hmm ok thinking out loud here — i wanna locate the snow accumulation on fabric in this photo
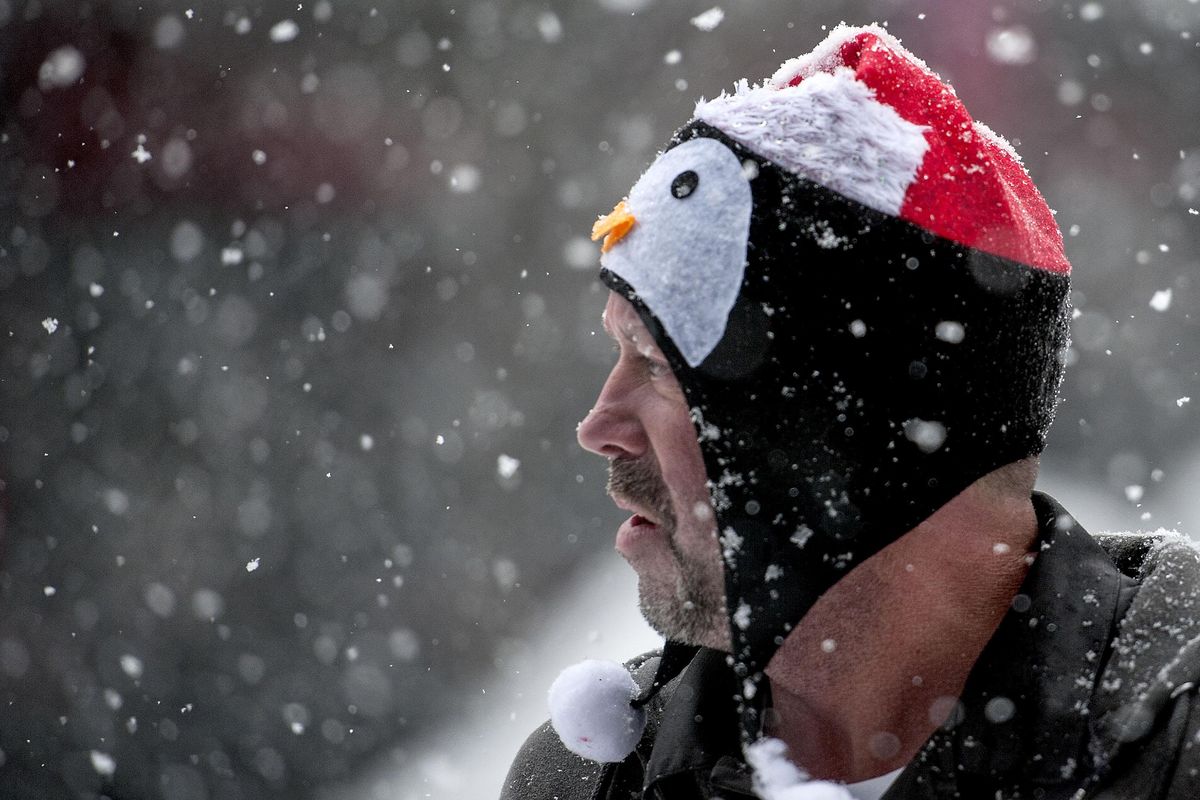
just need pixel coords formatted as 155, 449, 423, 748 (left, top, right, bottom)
767, 23, 932, 87
972, 119, 1025, 167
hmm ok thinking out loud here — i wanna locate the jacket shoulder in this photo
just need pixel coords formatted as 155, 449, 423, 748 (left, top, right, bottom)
500, 719, 607, 800
1093, 529, 1175, 579
1090, 531, 1200, 798
500, 651, 664, 800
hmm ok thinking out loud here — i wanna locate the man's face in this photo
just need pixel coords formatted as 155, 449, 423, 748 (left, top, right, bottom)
577, 292, 730, 651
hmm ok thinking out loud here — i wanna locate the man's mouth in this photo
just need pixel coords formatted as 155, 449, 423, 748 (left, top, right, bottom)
607, 456, 675, 523
615, 507, 666, 556
612, 496, 662, 528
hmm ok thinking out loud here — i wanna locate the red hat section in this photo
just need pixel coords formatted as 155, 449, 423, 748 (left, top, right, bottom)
775, 28, 1070, 275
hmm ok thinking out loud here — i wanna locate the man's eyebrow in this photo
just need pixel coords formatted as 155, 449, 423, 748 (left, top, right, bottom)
600, 310, 616, 340
600, 309, 653, 348
600, 312, 635, 340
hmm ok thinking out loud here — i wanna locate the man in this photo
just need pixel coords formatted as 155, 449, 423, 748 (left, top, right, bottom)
503, 25, 1200, 800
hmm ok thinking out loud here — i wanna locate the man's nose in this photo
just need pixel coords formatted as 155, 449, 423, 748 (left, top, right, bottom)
577, 375, 647, 460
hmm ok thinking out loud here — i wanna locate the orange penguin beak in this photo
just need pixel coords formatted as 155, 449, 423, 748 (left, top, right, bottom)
591, 199, 636, 253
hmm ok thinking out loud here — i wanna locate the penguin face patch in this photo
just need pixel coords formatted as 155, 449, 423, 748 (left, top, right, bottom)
600, 137, 753, 368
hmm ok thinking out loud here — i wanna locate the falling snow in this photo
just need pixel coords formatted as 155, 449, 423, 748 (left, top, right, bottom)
986, 26, 1037, 65
89, 751, 117, 777
269, 19, 300, 43
1, 7, 1198, 800
935, 320, 965, 343
1150, 288, 1173, 312
690, 7, 725, 31
38, 45, 85, 90
904, 418, 948, 453
119, 654, 144, 680
496, 453, 521, 479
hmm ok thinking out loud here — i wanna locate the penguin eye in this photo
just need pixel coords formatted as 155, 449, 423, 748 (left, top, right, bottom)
670, 170, 699, 199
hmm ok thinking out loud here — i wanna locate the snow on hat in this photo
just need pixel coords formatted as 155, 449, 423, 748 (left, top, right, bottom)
694, 22, 1070, 275
589, 23, 1072, 748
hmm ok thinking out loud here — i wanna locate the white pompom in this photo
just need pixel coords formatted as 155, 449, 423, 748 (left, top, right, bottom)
548, 659, 646, 763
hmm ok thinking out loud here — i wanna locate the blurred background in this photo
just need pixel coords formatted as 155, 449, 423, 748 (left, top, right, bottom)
0, 0, 1197, 798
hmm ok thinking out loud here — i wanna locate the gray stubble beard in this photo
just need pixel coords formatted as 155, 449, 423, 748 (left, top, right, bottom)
607, 457, 729, 649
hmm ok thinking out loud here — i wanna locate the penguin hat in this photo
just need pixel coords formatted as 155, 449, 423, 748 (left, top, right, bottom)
590, 24, 1071, 744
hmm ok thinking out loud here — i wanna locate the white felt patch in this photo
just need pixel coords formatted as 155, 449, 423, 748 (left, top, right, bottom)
695, 68, 929, 218
600, 137, 753, 367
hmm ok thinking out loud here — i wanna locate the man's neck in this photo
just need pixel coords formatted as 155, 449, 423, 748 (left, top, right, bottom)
763, 486, 1039, 783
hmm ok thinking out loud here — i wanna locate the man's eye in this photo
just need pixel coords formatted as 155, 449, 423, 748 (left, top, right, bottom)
645, 358, 671, 379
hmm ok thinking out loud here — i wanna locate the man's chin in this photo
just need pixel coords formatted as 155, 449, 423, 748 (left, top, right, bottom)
637, 589, 731, 651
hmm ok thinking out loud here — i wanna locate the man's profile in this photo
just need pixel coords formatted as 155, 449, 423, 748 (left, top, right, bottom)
503, 24, 1200, 800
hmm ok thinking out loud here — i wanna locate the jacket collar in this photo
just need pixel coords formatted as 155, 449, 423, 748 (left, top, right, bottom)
641, 492, 1134, 796
642, 647, 742, 792
929, 492, 1133, 786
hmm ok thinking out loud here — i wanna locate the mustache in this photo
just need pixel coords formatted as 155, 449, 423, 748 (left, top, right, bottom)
607, 457, 676, 528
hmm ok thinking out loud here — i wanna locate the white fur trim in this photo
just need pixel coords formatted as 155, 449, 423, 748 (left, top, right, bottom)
695, 68, 929, 217
768, 23, 931, 88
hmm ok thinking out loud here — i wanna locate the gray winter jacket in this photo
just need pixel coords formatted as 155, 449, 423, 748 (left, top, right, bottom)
501, 495, 1200, 799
